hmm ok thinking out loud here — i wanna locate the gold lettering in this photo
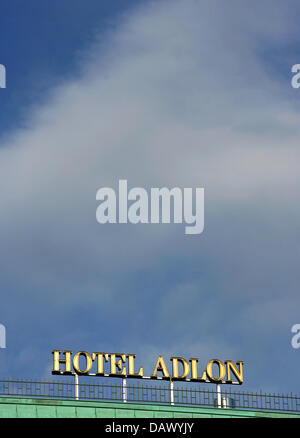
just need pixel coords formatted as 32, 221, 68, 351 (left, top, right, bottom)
52, 350, 72, 374
106, 353, 127, 377
92, 352, 105, 375
51, 350, 244, 385
152, 356, 170, 379
225, 360, 244, 384
127, 354, 143, 377
206, 359, 226, 383
189, 358, 207, 381
170, 357, 190, 379
73, 351, 93, 374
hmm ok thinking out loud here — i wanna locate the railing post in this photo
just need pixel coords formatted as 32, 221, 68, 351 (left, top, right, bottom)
74, 374, 79, 400
122, 377, 127, 403
170, 380, 174, 406
216, 383, 222, 408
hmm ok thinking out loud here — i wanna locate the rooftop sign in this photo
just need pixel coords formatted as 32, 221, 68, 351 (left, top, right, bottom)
52, 351, 244, 385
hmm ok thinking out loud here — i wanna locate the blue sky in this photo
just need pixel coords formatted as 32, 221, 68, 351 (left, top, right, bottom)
1, 0, 300, 395
0, 0, 143, 132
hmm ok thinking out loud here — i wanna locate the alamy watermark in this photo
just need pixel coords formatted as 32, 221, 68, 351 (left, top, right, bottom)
291, 64, 300, 88
0, 64, 6, 88
0, 324, 6, 348
291, 324, 300, 349
96, 180, 204, 235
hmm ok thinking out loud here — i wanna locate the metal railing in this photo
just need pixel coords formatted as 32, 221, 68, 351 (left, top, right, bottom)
0, 378, 300, 413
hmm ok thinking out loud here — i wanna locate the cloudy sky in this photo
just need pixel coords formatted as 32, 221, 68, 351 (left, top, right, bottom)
1, 0, 300, 394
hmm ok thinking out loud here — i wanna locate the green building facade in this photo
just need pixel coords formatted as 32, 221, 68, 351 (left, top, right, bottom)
0, 396, 299, 418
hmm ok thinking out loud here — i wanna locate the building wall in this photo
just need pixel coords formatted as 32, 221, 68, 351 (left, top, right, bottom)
0, 397, 299, 418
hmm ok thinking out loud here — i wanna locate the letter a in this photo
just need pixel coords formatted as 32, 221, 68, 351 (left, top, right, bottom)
96, 188, 116, 223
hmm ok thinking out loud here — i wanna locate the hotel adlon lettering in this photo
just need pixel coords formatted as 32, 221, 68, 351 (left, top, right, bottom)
52, 350, 244, 384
